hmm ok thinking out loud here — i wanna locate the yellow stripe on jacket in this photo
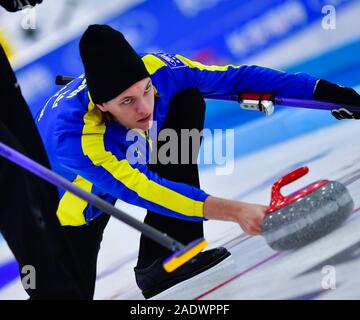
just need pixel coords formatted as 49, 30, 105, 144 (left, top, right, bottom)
56, 175, 92, 226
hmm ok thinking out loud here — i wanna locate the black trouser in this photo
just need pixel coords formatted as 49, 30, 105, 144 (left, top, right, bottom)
0, 45, 82, 299
61, 213, 110, 300
60, 88, 206, 299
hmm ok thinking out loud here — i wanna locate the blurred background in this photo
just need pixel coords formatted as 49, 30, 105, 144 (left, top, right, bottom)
1, 0, 360, 299
0, 0, 359, 145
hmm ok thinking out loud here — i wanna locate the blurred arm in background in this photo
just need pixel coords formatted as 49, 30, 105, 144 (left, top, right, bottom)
0, 0, 42, 12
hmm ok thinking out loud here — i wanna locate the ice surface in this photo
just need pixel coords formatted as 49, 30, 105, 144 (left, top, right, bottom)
1, 120, 360, 300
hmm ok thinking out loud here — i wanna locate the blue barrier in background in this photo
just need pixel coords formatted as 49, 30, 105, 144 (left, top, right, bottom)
287, 38, 360, 87
15, 0, 357, 128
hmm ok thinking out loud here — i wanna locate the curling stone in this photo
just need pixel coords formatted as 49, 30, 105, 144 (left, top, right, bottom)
262, 166, 354, 251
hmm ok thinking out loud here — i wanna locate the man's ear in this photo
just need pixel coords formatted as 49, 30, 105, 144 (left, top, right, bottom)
96, 103, 107, 112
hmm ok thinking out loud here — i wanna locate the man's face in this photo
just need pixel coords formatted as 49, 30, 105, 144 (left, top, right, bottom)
96, 77, 154, 131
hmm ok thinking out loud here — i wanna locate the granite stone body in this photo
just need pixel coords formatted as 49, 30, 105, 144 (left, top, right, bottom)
262, 181, 354, 251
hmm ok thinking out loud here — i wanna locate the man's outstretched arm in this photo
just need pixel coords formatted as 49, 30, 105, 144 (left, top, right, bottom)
204, 196, 267, 236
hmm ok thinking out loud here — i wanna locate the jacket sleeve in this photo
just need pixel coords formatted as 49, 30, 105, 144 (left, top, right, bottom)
55, 132, 208, 222
169, 54, 318, 99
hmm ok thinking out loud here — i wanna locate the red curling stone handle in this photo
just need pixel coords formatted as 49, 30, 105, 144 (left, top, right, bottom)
265, 166, 328, 215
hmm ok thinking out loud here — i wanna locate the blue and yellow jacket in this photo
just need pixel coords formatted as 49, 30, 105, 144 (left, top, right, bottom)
36, 53, 318, 226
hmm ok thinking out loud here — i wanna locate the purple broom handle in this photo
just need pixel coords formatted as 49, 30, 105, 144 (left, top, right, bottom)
274, 97, 360, 111
207, 95, 360, 112
0, 142, 184, 252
